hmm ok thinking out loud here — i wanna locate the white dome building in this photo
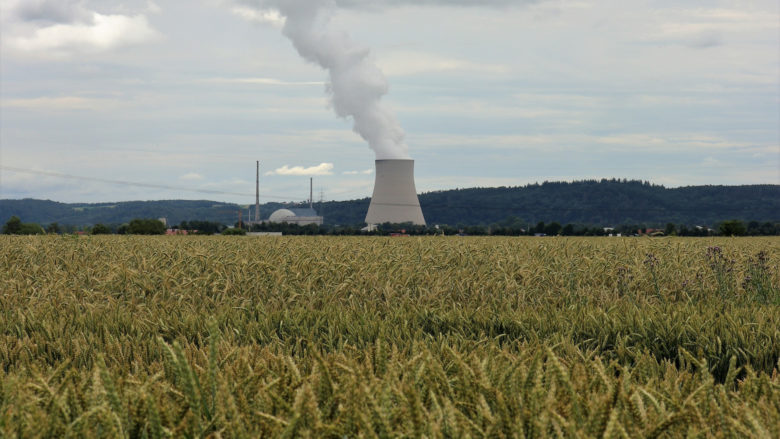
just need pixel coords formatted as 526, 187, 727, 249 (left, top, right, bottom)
267, 208, 323, 226
269, 209, 296, 223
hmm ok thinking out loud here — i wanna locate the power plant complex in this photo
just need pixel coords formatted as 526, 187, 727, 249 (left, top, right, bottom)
250, 159, 425, 227
246, 161, 323, 227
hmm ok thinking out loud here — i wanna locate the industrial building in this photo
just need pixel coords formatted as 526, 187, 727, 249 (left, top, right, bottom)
365, 159, 426, 225
250, 157, 426, 228
249, 161, 323, 226
267, 207, 323, 226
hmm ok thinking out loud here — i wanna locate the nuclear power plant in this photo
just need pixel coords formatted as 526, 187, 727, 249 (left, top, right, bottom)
246, 162, 323, 227
365, 159, 426, 226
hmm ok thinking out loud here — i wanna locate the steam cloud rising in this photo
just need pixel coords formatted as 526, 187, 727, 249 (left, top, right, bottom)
264, 0, 410, 160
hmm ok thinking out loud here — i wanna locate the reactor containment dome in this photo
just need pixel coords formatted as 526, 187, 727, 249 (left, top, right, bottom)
268, 209, 296, 222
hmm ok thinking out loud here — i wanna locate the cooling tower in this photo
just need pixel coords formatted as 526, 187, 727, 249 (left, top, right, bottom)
365, 159, 426, 225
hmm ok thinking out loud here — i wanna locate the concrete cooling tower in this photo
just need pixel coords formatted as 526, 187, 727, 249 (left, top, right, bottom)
365, 159, 426, 225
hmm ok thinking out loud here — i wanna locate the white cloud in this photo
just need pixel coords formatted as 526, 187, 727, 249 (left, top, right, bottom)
203, 77, 324, 86
342, 169, 373, 175
265, 163, 335, 176
593, 134, 756, 151
230, 6, 285, 27
700, 157, 722, 167
407, 132, 769, 155
8, 12, 160, 56
146, 1, 162, 15
377, 50, 508, 77
391, 100, 573, 120
1, 96, 119, 111
179, 172, 204, 181
637, 6, 778, 50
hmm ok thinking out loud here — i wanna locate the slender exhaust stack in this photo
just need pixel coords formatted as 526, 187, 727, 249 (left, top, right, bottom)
365, 159, 425, 225
255, 161, 260, 223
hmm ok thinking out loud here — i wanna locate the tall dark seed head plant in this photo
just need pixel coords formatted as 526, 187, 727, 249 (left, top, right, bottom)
706, 246, 736, 298
742, 251, 779, 304
644, 253, 661, 301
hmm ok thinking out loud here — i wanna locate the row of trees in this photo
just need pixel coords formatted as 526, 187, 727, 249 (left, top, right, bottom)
1, 216, 45, 235
243, 219, 779, 237
3, 215, 779, 237
1, 216, 234, 236
2, 217, 167, 235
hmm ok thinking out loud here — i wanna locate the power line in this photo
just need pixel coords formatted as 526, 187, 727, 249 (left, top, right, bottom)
1, 166, 298, 200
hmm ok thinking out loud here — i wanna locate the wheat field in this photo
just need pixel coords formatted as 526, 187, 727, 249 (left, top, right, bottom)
1, 236, 778, 438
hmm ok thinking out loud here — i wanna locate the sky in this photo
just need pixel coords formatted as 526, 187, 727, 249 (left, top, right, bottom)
1, 0, 778, 205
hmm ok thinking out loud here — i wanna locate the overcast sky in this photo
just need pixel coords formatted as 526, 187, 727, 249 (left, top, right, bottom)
1, 0, 778, 205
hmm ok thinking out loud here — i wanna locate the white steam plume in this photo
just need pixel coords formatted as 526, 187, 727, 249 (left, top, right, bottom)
268, 0, 410, 160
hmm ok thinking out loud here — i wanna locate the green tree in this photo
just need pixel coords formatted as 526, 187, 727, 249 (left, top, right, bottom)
19, 223, 45, 235
221, 227, 246, 235
181, 220, 223, 235
3, 216, 22, 234
46, 222, 61, 234
664, 223, 676, 236
127, 219, 166, 235
759, 222, 778, 235
91, 224, 112, 235
719, 220, 746, 236
544, 222, 562, 236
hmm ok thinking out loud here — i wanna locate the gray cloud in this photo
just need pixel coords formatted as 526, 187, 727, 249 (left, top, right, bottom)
683, 31, 724, 49
6, 0, 159, 24
1, 0, 777, 203
328, 0, 540, 7
236, 0, 541, 10
10, 0, 92, 24
3, 0, 161, 56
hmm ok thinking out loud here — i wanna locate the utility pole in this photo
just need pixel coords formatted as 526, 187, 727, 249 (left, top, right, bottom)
255, 161, 260, 224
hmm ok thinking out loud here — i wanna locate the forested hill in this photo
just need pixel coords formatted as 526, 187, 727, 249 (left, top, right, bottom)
413, 181, 780, 227
0, 200, 242, 228
2, 180, 778, 227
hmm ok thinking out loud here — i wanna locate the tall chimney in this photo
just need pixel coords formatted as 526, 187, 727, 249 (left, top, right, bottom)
310, 177, 313, 210
365, 159, 425, 225
255, 161, 260, 223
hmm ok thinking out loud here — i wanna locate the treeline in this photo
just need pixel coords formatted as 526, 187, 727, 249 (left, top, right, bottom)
1, 216, 169, 235
0, 217, 231, 236
4, 214, 780, 237
248, 219, 780, 237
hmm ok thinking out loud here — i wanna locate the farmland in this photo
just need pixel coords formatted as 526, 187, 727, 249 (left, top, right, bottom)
1, 236, 779, 438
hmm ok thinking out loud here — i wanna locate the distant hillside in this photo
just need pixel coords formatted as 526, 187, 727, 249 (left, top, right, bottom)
2, 180, 778, 227
0, 200, 241, 227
